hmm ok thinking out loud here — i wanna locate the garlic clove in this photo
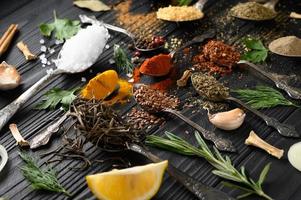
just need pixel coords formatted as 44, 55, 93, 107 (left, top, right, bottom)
208, 108, 246, 130
0, 61, 21, 90
288, 141, 301, 172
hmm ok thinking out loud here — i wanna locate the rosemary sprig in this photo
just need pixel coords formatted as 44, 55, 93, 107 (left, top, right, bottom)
113, 44, 133, 74
19, 151, 70, 196
146, 131, 273, 200
233, 86, 299, 109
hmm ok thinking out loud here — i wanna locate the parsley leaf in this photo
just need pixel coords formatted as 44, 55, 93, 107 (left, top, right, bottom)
36, 87, 80, 110
241, 38, 268, 63
39, 11, 80, 41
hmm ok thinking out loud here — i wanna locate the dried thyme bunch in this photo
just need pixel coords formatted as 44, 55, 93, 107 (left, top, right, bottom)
146, 131, 273, 200
70, 98, 143, 150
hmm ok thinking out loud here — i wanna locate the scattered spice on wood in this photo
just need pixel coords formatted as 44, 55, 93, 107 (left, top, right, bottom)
17, 41, 37, 61
139, 54, 172, 76
135, 36, 165, 50
191, 72, 229, 101
134, 85, 179, 113
0, 61, 21, 90
230, 2, 276, 21
268, 36, 301, 57
0, 24, 18, 56
177, 69, 192, 87
127, 108, 164, 130
157, 6, 204, 22
9, 123, 29, 147
70, 98, 143, 150
150, 78, 174, 91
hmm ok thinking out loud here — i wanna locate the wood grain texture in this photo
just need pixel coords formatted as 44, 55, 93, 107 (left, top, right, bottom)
0, 0, 301, 200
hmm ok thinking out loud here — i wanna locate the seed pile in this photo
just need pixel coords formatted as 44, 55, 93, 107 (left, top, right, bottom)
135, 36, 165, 50
191, 72, 230, 102
127, 108, 164, 130
193, 40, 240, 75
70, 98, 142, 150
230, 2, 277, 21
134, 85, 180, 113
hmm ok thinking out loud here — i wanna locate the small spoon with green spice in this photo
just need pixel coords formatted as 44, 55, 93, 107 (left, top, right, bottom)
191, 72, 300, 138
230, 0, 279, 21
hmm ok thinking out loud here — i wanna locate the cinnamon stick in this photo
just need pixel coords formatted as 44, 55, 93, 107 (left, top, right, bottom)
0, 24, 18, 56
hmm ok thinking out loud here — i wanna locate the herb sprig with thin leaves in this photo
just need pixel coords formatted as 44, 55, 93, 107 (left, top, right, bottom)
146, 131, 273, 200
241, 37, 268, 63
19, 151, 70, 196
177, 0, 193, 6
36, 87, 80, 110
113, 44, 133, 74
233, 86, 299, 109
39, 11, 80, 41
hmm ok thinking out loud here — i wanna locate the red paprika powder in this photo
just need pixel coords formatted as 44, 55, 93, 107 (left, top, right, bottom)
139, 54, 172, 76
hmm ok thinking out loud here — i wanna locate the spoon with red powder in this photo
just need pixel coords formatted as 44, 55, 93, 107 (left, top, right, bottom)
133, 84, 236, 152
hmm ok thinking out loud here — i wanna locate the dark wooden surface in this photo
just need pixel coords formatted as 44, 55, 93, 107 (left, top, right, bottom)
0, 0, 301, 199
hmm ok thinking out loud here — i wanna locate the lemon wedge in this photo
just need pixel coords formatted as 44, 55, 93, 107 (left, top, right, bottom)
86, 160, 168, 200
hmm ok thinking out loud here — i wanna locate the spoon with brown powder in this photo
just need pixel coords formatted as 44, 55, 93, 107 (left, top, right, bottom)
230, 0, 279, 21
133, 84, 236, 152
268, 36, 301, 57
191, 72, 299, 138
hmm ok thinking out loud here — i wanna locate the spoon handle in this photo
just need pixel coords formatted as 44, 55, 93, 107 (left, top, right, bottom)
0, 69, 62, 132
163, 108, 236, 152
128, 143, 234, 200
239, 60, 301, 100
227, 96, 299, 138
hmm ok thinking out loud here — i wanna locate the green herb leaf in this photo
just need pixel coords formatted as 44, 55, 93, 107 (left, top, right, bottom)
146, 131, 273, 200
241, 38, 268, 63
233, 86, 299, 109
39, 11, 80, 41
36, 87, 80, 110
258, 163, 271, 186
177, 0, 193, 6
113, 44, 133, 74
19, 151, 70, 196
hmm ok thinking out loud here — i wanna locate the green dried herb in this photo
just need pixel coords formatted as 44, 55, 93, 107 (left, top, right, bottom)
177, 0, 192, 6
113, 44, 133, 74
241, 37, 268, 63
233, 86, 299, 109
146, 131, 273, 200
39, 11, 80, 41
19, 151, 70, 196
36, 87, 80, 110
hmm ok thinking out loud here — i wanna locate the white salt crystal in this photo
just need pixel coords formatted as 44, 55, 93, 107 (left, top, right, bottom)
109, 59, 115, 64
40, 45, 47, 52
39, 54, 46, 59
105, 44, 110, 49
54, 25, 109, 73
55, 40, 63, 45
47, 61, 51, 65
42, 64, 46, 68
49, 48, 55, 54
89, 69, 93, 73
81, 77, 87, 82
41, 58, 47, 64
46, 68, 54, 74
126, 73, 132, 78
39, 39, 45, 44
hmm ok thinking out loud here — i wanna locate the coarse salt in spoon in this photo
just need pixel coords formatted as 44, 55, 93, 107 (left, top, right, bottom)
0, 24, 109, 132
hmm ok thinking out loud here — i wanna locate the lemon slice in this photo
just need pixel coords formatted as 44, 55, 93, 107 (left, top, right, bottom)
86, 160, 168, 200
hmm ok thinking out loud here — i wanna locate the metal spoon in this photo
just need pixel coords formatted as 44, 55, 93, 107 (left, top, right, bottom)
231, 0, 279, 21
0, 25, 109, 132
238, 60, 301, 100
79, 15, 164, 52
191, 72, 300, 138
133, 84, 236, 152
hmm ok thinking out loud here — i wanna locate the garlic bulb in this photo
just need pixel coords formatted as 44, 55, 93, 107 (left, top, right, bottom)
208, 108, 246, 130
0, 61, 21, 90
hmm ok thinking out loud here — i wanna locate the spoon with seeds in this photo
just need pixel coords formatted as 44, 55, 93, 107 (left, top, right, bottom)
79, 15, 165, 52
230, 0, 279, 21
69, 99, 234, 200
133, 84, 236, 152
191, 72, 299, 138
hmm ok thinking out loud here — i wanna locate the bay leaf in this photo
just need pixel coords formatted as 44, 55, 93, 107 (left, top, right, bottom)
73, 0, 111, 12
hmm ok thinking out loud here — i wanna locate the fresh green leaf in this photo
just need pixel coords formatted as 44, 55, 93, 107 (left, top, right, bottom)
113, 44, 133, 74
258, 163, 271, 186
177, 0, 193, 6
233, 86, 299, 109
36, 87, 80, 110
39, 11, 80, 41
73, 0, 111, 12
241, 38, 268, 63
237, 192, 254, 199
146, 131, 273, 200
19, 151, 70, 195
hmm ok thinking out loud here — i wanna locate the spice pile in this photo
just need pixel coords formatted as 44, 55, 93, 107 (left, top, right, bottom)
134, 85, 180, 113
127, 108, 164, 130
193, 40, 240, 75
157, 5, 204, 22
269, 36, 301, 57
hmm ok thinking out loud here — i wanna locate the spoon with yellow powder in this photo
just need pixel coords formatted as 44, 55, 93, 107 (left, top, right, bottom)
156, 0, 207, 22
